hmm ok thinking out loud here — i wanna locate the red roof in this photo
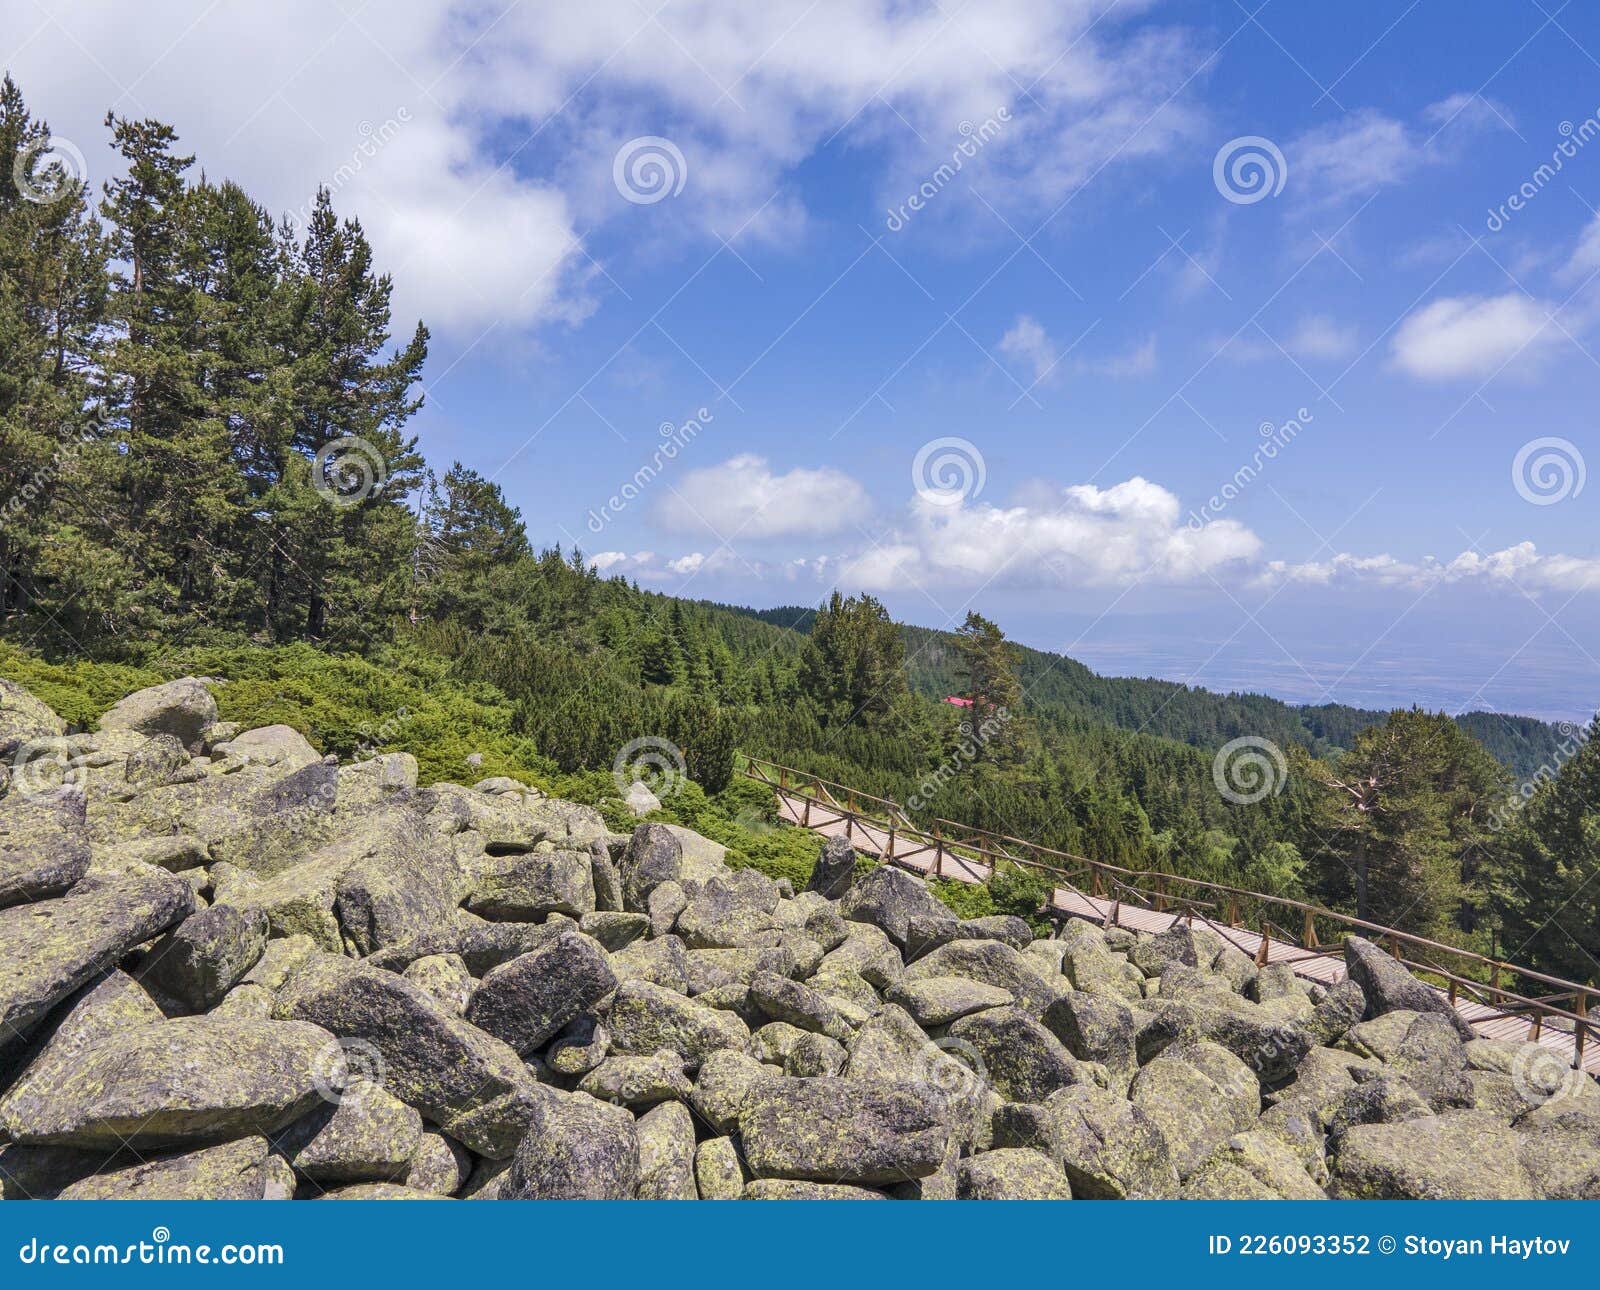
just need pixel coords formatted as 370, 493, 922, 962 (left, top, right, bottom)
943, 696, 974, 707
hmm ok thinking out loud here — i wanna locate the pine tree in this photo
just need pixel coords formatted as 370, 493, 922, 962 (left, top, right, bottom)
796, 591, 907, 725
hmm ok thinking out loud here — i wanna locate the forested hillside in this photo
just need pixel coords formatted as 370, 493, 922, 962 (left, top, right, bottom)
2, 79, 1597, 986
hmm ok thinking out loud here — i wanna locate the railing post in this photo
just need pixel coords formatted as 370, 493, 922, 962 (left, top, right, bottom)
1110, 898, 1121, 928
933, 824, 943, 879
1227, 894, 1239, 927
1255, 919, 1270, 968
887, 823, 896, 861
1576, 994, 1588, 1070
1302, 909, 1318, 949
844, 811, 852, 841
1530, 1012, 1543, 1042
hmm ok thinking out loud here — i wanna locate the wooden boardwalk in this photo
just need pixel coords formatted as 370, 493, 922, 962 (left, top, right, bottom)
774, 788, 1600, 1076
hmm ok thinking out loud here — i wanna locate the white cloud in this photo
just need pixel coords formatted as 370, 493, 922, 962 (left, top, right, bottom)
655, 454, 869, 539
841, 476, 1262, 591
1262, 542, 1600, 594
1223, 315, 1357, 363
7, 1, 1205, 335
1389, 293, 1557, 380
997, 316, 1058, 383
1286, 315, 1357, 360
1560, 212, 1600, 284
1289, 94, 1502, 209
1081, 334, 1157, 377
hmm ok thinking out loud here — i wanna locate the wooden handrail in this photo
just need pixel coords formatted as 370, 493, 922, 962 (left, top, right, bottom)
741, 755, 1600, 1054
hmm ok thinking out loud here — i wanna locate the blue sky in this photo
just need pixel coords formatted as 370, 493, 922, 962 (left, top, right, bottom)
10, 0, 1600, 718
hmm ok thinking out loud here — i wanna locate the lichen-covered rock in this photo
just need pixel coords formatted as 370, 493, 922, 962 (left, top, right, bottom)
466, 851, 595, 920
785, 1031, 847, 1077
578, 1051, 692, 1106
319, 1183, 447, 1199
1514, 1098, 1600, 1199
1185, 1130, 1326, 1200
579, 909, 649, 951
57, 1137, 291, 1200
694, 1136, 745, 1199
838, 865, 957, 951
272, 954, 543, 1158
635, 1099, 697, 1199
0, 786, 90, 909
948, 1006, 1084, 1104
619, 823, 684, 912
0, 867, 194, 1045
888, 976, 1012, 1027
747, 970, 853, 1040
273, 1079, 423, 1184
1042, 990, 1137, 1088
1040, 1085, 1179, 1199
806, 835, 856, 900
902, 939, 1066, 1016
401, 953, 474, 1016
1128, 1043, 1257, 1179
742, 1178, 886, 1199
138, 903, 268, 1010
548, 1016, 610, 1077
1344, 936, 1474, 1039
957, 1147, 1072, 1199
0, 1016, 336, 1149
403, 1132, 472, 1196
676, 870, 781, 949
1331, 1110, 1538, 1199
690, 1049, 774, 1133
608, 979, 750, 1071
0, 677, 64, 758
464, 926, 616, 1055
501, 1090, 638, 1199
739, 1076, 951, 1185
98, 678, 217, 752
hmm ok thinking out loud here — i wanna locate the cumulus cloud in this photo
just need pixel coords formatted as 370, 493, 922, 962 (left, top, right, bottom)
841, 477, 1262, 591
9, 1, 1207, 336
654, 454, 869, 539
1389, 293, 1558, 380
1261, 542, 1600, 594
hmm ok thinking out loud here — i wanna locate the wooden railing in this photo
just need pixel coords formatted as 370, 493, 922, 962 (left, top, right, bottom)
742, 755, 1599, 1069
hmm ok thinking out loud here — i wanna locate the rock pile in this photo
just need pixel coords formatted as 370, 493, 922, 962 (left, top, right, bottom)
1, 677, 1596, 1200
